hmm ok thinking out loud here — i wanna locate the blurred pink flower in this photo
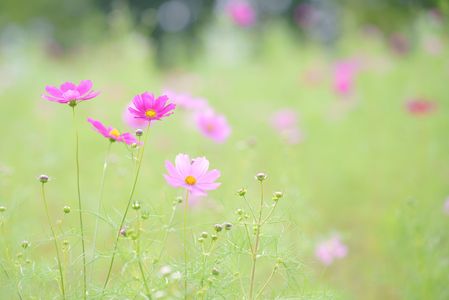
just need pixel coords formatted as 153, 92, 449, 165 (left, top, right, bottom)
315, 236, 348, 266
163, 90, 209, 111
196, 110, 232, 143
227, 0, 256, 27
164, 154, 221, 196
423, 36, 443, 55
405, 98, 437, 116
333, 60, 359, 96
87, 118, 137, 145
128, 92, 176, 122
389, 33, 410, 55
123, 103, 149, 129
42, 80, 99, 104
270, 109, 303, 145
444, 198, 449, 215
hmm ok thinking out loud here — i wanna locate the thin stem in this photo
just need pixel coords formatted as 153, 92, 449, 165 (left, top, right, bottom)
156, 204, 178, 262
91, 141, 113, 275
136, 210, 151, 296
102, 123, 151, 294
183, 189, 190, 299
41, 183, 66, 300
261, 202, 279, 226
72, 106, 87, 300
255, 264, 278, 299
248, 182, 264, 300
243, 195, 257, 220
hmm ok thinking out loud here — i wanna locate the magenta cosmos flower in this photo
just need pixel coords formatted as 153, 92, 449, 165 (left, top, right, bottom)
123, 102, 149, 129
164, 154, 221, 196
226, 0, 256, 27
315, 236, 348, 266
42, 80, 99, 104
88, 118, 137, 145
333, 60, 359, 96
128, 92, 176, 122
196, 110, 231, 144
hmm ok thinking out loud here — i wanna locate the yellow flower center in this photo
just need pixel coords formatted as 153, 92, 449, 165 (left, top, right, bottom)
109, 128, 120, 138
185, 176, 197, 186
145, 109, 157, 118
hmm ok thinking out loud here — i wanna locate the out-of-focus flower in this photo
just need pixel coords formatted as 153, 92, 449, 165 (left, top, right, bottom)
333, 60, 359, 96
88, 118, 137, 145
164, 154, 221, 196
405, 98, 437, 116
128, 92, 176, 122
315, 236, 348, 266
294, 3, 318, 28
163, 90, 209, 111
42, 80, 99, 104
196, 110, 232, 143
443, 198, 449, 215
423, 36, 443, 56
270, 109, 303, 145
389, 33, 410, 56
226, 0, 256, 27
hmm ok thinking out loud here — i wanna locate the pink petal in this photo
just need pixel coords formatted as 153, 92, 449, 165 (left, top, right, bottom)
191, 157, 209, 178
165, 160, 182, 179
175, 154, 191, 177
60, 82, 77, 92
164, 174, 184, 188
195, 182, 221, 191
80, 90, 100, 100
45, 86, 63, 97
76, 80, 93, 95
199, 169, 221, 182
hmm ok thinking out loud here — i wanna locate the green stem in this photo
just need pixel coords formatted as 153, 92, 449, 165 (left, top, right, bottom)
102, 123, 151, 294
183, 189, 190, 299
72, 106, 87, 300
41, 183, 66, 300
136, 210, 151, 296
91, 141, 113, 276
255, 264, 278, 299
248, 182, 264, 300
156, 204, 178, 262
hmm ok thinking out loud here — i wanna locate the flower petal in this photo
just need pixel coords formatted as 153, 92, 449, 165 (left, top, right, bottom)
175, 154, 191, 177
76, 80, 93, 96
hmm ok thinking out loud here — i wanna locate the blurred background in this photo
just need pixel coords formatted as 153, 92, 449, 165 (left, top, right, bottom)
0, 0, 449, 299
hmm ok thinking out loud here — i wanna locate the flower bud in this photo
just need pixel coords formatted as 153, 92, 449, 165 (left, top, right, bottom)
176, 196, 183, 204
0, 206, 6, 213
235, 208, 243, 215
132, 201, 141, 210
201, 232, 209, 239
39, 174, 49, 183
131, 143, 138, 149
63, 206, 71, 214
63, 240, 69, 246
214, 224, 223, 232
141, 210, 150, 220
223, 222, 233, 231
211, 268, 220, 276
21, 240, 30, 249
273, 191, 283, 201
255, 172, 267, 182
237, 188, 247, 197
198, 237, 204, 243
211, 234, 218, 241
135, 129, 144, 137
120, 227, 127, 237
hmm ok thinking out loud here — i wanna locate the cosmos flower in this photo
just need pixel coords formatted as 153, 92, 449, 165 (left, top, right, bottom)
87, 118, 137, 145
196, 110, 232, 143
42, 80, 99, 104
226, 0, 256, 27
333, 60, 359, 96
164, 154, 221, 196
163, 90, 209, 111
405, 98, 437, 116
128, 92, 176, 122
315, 236, 348, 266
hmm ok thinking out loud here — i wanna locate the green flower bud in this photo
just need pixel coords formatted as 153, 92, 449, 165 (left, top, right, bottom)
132, 201, 141, 210
21, 240, 30, 249
63, 206, 71, 214
198, 237, 204, 243
211, 234, 218, 241
223, 222, 233, 231
273, 191, 283, 201
201, 232, 209, 239
211, 268, 220, 276
39, 174, 49, 183
255, 172, 267, 182
237, 188, 247, 197
214, 224, 223, 232
0, 206, 6, 213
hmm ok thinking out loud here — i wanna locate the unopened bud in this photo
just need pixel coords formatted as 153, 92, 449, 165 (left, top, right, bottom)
0, 206, 6, 213
176, 196, 183, 204
237, 188, 247, 197
131, 143, 138, 149
273, 191, 283, 201
235, 208, 243, 215
255, 173, 267, 182
63, 206, 71, 214
21, 240, 30, 249
198, 237, 204, 243
223, 222, 233, 231
135, 129, 144, 137
132, 201, 141, 210
211, 268, 220, 276
214, 224, 223, 232
201, 232, 209, 239
211, 234, 218, 241
39, 174, 49, 183
141, 210, 149, 220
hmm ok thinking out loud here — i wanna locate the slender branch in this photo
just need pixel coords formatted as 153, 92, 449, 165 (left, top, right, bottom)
41, 183, 66, 300
183, 189, 190, 299
136, 210, 150, 296
156, 204, 178, 262
72, 106, 87, 300
255, 264, 278, 299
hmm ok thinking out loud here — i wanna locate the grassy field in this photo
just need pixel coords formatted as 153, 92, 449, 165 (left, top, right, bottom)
0, 22, 448, 299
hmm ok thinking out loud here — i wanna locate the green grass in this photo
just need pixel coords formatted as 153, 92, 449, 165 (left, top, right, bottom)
0, 22, 448, 299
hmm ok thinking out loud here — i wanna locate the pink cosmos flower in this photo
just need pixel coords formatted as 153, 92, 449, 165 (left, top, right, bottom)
123, 102, 149, 129
163, 90, 209, 111
164, 154, 221, 196
270, 109, 303, 145
87, 118, 137, 145
227, 0, 256, 27
315, 236, 348, 266
196, 110, 232, 143
42, 80, 99, 104
405, 98, 437, 116
443, 198, 449, 215
128, 92, 176, 122
333, 60, 359, 96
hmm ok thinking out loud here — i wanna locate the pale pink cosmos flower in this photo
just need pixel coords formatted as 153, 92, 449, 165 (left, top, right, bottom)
226, 0, 256, 27
163, 90, 209, 111
443, 198, 449, 215
196, 110, 232, 144
405, 98, 437, 116
128, 92, 176, 122
270, 109, 303, 145
164, 154, 221, 196
333, 60, 359, 96
123, 103, 149, 129
42, 80, 99, 104
87, 118, 137, 145
315, 236, 348, 266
